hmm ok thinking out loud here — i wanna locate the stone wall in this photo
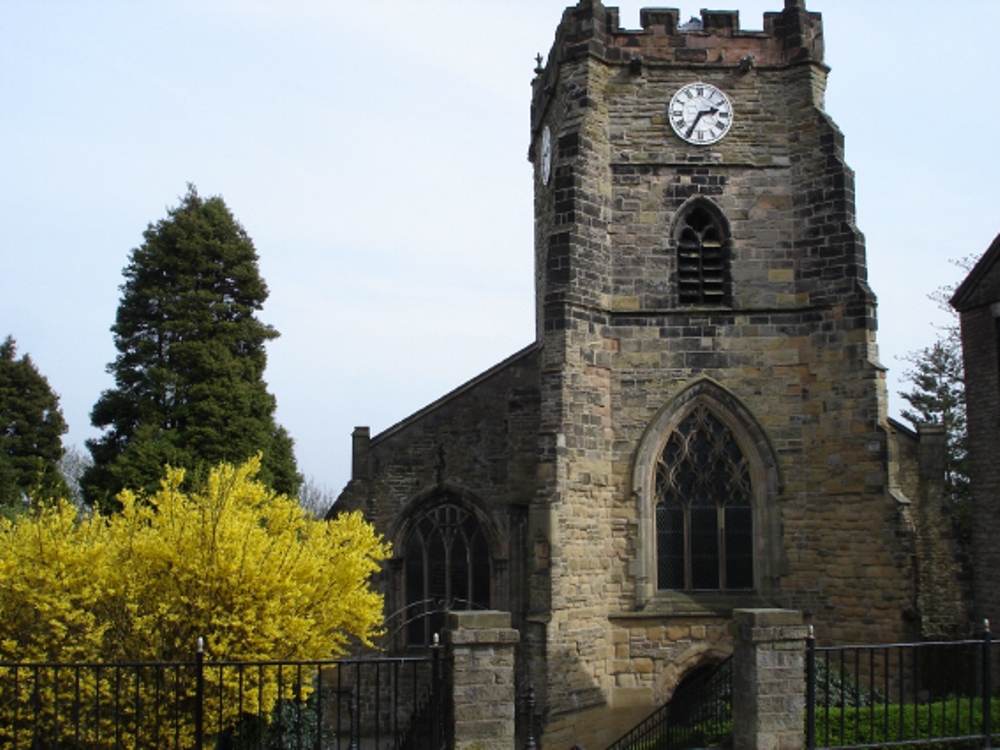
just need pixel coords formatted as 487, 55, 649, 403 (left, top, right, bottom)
333, 2, 967, 746
910, 424, 969, 636
337, 345, 541, 534
444, 611, 520, 750
732, 609, 807, 750
334, 345, 541, 638
527, 3, 925, 741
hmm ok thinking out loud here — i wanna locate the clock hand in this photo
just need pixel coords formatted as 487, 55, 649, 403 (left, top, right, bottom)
685, 106, 719, 138
685, 110, 706, 138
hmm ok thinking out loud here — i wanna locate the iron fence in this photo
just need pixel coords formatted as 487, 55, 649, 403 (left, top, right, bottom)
0, 641, 444, 750
605, 656, 732, 750
807, 626, 996, 749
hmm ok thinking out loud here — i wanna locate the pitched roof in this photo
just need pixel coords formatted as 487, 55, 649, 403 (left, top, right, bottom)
951, 233, 1000, 313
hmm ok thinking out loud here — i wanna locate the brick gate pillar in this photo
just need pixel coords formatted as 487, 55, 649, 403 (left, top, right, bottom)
444, 610, 519, 750
732, 608, 808, 750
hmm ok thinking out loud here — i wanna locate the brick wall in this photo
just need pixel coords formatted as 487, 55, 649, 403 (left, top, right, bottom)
951, 236, 1000, 630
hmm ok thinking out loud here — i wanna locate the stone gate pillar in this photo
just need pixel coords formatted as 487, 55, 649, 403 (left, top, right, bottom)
732, 609, 808, 750
444, 610, 519, 750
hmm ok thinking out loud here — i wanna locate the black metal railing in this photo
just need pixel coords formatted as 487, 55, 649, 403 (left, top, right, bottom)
0, 642, 445, 750
807, 625, 997, 749
605, 656, 732, 750
379, 598, 490, 650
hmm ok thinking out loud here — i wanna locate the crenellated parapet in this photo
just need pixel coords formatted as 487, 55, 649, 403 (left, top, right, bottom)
532, 0, 823, 130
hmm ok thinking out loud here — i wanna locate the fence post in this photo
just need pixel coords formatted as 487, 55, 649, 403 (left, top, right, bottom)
732, 609, 808, 750
806, 625, 816, 750
524, 684, 538, 750
984, 620, 992, 750
349, 687, 359, 750
443, 610, 519, 750
432, 633, 443, 750
195, 637, 204, 750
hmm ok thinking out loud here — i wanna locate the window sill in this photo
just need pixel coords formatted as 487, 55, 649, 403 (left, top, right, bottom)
610, 591, 775, 621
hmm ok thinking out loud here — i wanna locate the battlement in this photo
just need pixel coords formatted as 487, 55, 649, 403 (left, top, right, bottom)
531, 0, 824, 136
537, 0, 823, 73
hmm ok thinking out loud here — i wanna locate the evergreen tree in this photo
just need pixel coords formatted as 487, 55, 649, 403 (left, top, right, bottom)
898, 259, 973, 553
83, 186, 299, 510
899, 329, 968, 505
0, 336, 68, 513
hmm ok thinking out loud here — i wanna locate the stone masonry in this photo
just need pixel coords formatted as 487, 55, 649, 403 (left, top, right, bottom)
444, 611, 520, 750
335, 2, 967, 746
731, 609, 808, 750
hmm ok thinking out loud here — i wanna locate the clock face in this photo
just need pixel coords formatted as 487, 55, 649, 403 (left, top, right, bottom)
540, 125, 552, 185
669, 83, 733, 145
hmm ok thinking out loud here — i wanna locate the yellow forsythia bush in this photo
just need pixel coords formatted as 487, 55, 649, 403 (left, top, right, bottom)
0, 456, 389, 746
0, 500, 113, 663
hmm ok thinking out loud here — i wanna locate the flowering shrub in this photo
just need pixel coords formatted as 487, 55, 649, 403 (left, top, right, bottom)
0, 456, 388, 746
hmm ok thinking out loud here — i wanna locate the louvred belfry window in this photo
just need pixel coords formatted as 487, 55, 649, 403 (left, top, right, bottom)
677, 205, 729, 305
655, 405, 753, 591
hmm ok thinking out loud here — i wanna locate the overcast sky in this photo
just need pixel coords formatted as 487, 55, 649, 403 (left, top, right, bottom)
3, 1, 997, 497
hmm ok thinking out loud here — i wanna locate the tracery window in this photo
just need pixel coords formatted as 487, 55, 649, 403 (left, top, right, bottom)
655, 404, 753, 591
676, 203, 729, 306
403, 502, 491, 645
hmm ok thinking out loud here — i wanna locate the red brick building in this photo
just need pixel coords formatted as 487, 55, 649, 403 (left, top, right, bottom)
952, 234, 1000, 632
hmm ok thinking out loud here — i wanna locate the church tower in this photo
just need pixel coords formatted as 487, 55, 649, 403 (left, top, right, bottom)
337, 3, 967, 747
524, 0, 925, 742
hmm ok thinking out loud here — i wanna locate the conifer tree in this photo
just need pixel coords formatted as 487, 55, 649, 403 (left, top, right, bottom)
899, 329, 968, 508
899, 259, 973, 553
0, 336, 68, 513
83, 186, 299, 510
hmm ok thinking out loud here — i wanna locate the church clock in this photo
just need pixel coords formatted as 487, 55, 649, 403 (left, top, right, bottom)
540, 125, 552, 185
669, 82, 733, 145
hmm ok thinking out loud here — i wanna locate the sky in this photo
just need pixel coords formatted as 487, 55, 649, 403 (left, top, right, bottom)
2, 1, 998, 498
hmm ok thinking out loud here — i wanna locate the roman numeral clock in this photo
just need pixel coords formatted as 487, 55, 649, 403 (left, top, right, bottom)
669, 82, 733, 145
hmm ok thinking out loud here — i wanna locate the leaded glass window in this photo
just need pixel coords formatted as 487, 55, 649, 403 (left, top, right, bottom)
655, 405, 753, 591
404, 502, 491, 645
677, 204, 728, 305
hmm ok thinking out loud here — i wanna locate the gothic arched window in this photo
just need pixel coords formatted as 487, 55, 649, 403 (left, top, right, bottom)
403, 501, 492, 645
676, 203, 730, 306
655, 404, 753, 591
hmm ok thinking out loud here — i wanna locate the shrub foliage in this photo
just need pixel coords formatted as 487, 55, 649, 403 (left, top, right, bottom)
811, 697, 999, 748
0, 457, 388, 746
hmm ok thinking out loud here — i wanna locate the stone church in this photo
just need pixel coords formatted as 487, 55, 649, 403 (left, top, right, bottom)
334, 0, 967, 745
